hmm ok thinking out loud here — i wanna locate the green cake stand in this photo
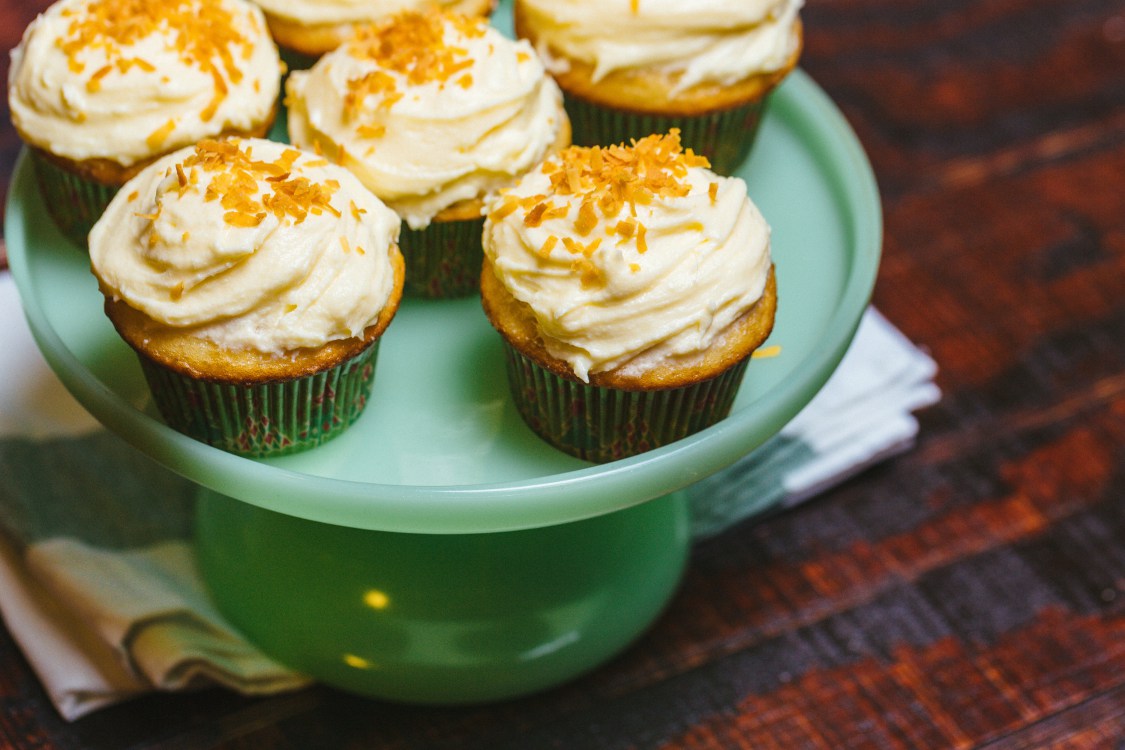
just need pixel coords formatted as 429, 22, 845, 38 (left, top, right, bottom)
6, 53, 880, 701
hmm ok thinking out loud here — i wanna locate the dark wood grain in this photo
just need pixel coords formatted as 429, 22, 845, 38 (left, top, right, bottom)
1, 0, 1124, 747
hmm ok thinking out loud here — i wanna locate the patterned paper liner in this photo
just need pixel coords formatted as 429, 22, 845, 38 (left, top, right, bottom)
136, 343, 381, 458
562, 93, 769, 175
502, 342, 750, 463
398, 215, 485, 298
29, 149, 120, 249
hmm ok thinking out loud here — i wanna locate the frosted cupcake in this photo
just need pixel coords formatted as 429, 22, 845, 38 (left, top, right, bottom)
514, 0, 802, 173
7, 0, 281, 247
480, 131, 777, 462
286, 9, 569, 297
249, 0, 494, 63
89, 138, 405, 457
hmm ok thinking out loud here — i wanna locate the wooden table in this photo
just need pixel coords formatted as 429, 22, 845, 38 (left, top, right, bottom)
1, 1, 1123, 747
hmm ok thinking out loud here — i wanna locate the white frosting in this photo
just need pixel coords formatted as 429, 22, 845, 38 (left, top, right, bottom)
286, 11, 563, 229
8, 0, 280, 167
483, 137, 772, 382
89, 138, 401, 354
519, 0, 802, 94
251, 0, 476, 26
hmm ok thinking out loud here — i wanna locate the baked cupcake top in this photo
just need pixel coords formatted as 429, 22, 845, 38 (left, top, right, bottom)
285, 9, 564, 229
89, 137, 402, 354
8, 0, 280, 167
518, 0, 803, 94
250, 0, 484, 30
482, 130, 773, 383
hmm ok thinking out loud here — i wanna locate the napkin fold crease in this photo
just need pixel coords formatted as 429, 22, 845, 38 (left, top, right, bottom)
0, 274, 938, 720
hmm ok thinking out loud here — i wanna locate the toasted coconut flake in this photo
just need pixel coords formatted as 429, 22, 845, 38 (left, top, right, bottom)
357, 123, 387, 139
570, 257, 603, 288
489, 196, 520, 222
524, 202, 549, 228
146, 118, 177, 149
86, 63, 112, 92
574, 201, 598, 236
752, 345, 782, 359
537, 235, 558, 257
224, 210, 266, 227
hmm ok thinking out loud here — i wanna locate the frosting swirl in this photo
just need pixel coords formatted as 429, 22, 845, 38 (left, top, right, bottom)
8, 0, 280, 167
518, 0, 802, 94
89, 138, 402, 354
286, 10, 564, 229
483, 131, 772, 382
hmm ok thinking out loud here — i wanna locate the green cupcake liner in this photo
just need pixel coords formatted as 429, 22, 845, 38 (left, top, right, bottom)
502, 343, 750, 463
29, 149, 120, 249
136, 342, 381, 458
278, 44, 320, 74
561, 93, 769, 175
398, 216, 485, 298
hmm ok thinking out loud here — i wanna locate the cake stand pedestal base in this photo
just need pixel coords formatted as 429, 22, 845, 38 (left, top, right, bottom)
195, 489, 691, 703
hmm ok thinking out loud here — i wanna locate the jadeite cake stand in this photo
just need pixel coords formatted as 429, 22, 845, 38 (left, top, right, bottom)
6, 49, 880, 701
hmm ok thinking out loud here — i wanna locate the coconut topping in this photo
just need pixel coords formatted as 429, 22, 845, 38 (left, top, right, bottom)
56, 0, 254, 121
173, 139, 341, 229
489, 130, 708, 267
343, 10, 487, 117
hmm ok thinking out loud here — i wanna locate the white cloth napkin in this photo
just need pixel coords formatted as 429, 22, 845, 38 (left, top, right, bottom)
0, 272, 938, 720
0, 273, 311, 720
687, 306, 941, 537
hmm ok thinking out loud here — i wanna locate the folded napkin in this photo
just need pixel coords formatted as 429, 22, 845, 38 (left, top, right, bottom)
0, 272, 938, 720
688, 306, 942, 537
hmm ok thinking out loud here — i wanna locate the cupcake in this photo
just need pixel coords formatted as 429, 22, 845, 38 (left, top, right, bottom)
480, 130, 777, 462
286, 9, 569, 297
513, 0, 803, 174
7, 0, 281, 248
249, 0, 495, 63
88, 137, 405, 457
